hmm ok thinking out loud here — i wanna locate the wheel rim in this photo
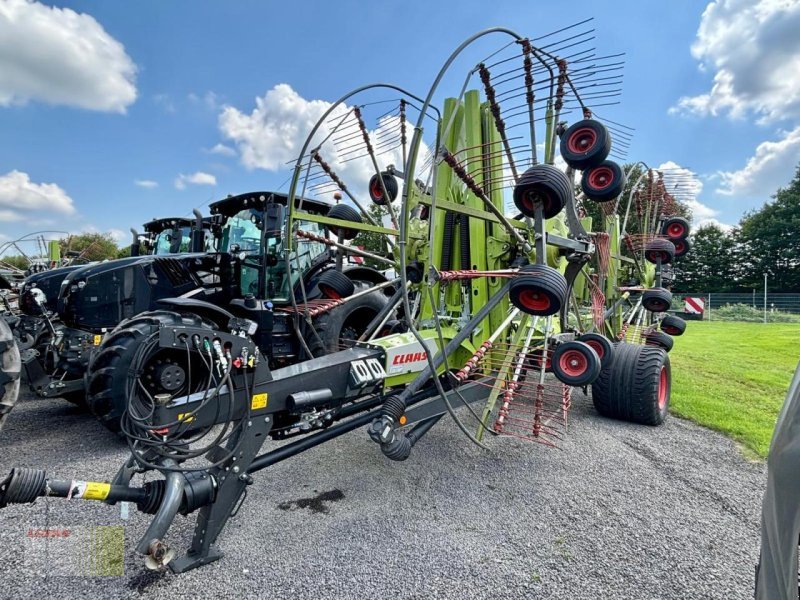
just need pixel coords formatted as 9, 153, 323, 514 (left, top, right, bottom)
559, 349, 587, 377
588, 166, 614, 190
320, 285, 341, 300
370, 178, 384, 201
662, 326, 679, 335
657, 366, 668, 410
647, 299, 668, 312
674, 241, 685, 254
522, 190, 552, 212
584, 340, 604, 359
566, 127, 597, 154
667, 223, 686, 238
518, 289, 551, 311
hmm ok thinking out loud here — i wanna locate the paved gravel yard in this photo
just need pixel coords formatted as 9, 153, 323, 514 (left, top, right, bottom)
0, 390, 766, 599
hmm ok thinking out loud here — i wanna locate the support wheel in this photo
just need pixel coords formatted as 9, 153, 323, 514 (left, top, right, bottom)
592, 342, 671, 425
644, 239, 676, 264
0, 318, 21, 433
509, 264, 568, 316
673, 238, 691, 258
368, 172, 398, 205
642, 287, 672, 313
581, 160, 625, 202
327, 204, 362, 240
661, 216, 690, 240
645, 330, 673, 352
559, 119, 612, 170
316, 269, 355, 300
551, 341, 601, 387
660, 314, 686, 336
577, 332, 615, 370
513, 164, 572, 219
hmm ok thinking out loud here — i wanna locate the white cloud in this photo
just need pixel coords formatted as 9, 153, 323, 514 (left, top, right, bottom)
174, 171, 217, 190
656, 161, 732, 229
0, 0, 137, 113
134, 179, 158, 189
207, 143, 236, 157
670, 0, 800, 122
0, 170, 75, 221
716, 125, 800, 196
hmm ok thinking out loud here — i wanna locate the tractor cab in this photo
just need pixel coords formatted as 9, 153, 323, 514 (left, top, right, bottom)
133, 215, 219, 257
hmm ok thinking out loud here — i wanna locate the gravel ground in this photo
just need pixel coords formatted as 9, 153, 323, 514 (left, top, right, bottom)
0, 389, 766, 599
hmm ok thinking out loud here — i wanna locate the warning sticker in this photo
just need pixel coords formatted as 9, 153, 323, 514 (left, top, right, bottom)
177, 413, 195, 424
69, 481, 110, 500
93, 335, 102, 346
251, 393, 268, 410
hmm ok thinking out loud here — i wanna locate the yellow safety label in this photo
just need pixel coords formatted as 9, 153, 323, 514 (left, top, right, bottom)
251, 393, 268, 410
93, 335, 102, 346
83, 482, 111, 501
177, 413, 195, 424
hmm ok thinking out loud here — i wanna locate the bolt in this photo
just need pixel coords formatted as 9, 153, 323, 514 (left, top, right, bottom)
233, 466, 240, 473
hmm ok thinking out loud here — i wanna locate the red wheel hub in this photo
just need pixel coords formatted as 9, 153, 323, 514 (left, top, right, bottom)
667, 223, 686, 238
588, 167, 614, 190
559, 349, 588, 377
657, 366, 668, 410
662, 326, 679, 335
370, 179, 384, 200
585, 341, 604, 359
320, 285, 341, 300
567, 127, 597, 154
523, 190, 552, 212
674, 240, 685, 254
519, 289, 551, 311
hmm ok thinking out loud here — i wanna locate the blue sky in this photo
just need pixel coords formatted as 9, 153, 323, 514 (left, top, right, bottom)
1, 0, 799, 245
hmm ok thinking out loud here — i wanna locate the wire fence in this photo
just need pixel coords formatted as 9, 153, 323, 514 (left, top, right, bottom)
672, 293, 800, 323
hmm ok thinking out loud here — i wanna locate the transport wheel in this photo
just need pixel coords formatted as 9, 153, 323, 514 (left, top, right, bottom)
509, 264, 568, 317
327, 204, 362, 240
673, 238, 691, 258
592, 342, 671, 425
581, 160, 625, 202
317, 269, 355, 299
660, 314, 686, 336
642, 287, 672, 313
85, 311, 216, 432
513, 164, 572, 219
368, 172, 398, 205
644, 238, 676, 264
559, 119, 611, 170
577, 332, 615, 370
551, 341, 601, 387
644, 330, 673, 352
0, 318, 21, 433
661, 216, 690, 240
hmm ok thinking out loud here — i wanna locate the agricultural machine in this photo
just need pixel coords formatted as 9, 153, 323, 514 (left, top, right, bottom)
0, 24, 693, 574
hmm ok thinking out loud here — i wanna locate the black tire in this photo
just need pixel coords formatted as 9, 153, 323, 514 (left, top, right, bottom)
660, 314, 686, 336
661, 216, 690, 240
591, 342, 671, 425
368, 172, 398, 206
577, 332, 615, 371
513, 164, 572, 219
0, 318, 21, 433
644, 238, 676, 264
518, 347, 552, 382
327, 204, 362, 240
673, 238, 691, 258
317, 269, 355, 300
559, 119, 612, 170
305, 282, 389, 356
85, 311, 216, 432
509, 264, 568, 317
551, 341, 601, 386
581, 160, 626, 202
645, 330, 673, 352
642, 287, 672, 313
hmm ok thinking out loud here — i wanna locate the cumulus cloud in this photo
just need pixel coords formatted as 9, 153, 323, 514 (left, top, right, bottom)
670, 0, 800, 122
174, 171, 217, 190
716, 125, 800, 196
0, 170, 75, 221
656, 161, 731, 229
134, 179, 158, 189
0, 0, 137, 113
207, 143, 236, 157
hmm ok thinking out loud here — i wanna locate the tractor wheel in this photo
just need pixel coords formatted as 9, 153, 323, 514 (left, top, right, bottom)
368, 172, 398, 206
577, 332, 615, 370
645, 330, 673, 352
644, 238, 676, 264
327, 204, 362, 240
513, 164, 572, 219
551, 341, 601, 387
673, 238, 691, 258
661, 216, 690, 240
559, 119, 612, 170
85, 311, 216, 432
509, 264, 568, 316
592, 342, 671, 425
642, 287, 672, 313
580, 160, 625, 202
0, 318, 21, 433
660, 314, 686, 336
317, 269, 355, 299
305, 282, 389, 356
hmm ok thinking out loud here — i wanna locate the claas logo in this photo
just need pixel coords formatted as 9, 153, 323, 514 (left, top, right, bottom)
392, 351, 427, 365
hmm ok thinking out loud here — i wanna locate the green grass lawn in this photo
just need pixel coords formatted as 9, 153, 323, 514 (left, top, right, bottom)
669, 320, 799, 458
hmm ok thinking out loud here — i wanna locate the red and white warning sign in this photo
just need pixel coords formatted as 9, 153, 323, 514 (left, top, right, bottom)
684, 297, 705, 314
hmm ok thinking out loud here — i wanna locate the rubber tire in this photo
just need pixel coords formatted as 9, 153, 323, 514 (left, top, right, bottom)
317, 269, 355, 300
642, 287, 672, 313
644, 238, 676, 265
645, 330, 673, 352
673, 238, 691, 258
85, 311, 215, 432
577, 332, 615, 371
305, 282, 389, 356
368, 172, 398, 206
327, 204, 362, 240
660, 314, 686, 336
559, 119, 612, 170
592, 342, 671, 425
661, 217, 690, 240
581, 160, 626, 202
551, 341, 601, 387
509, 264, 568, 317
513, 164, 572, 219
0, 318, 21, 433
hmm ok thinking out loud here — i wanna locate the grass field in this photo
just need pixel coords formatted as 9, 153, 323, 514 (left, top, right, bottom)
669, 320, 799, 458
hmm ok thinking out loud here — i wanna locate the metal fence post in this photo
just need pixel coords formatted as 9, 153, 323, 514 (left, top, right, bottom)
708, 293, 711, 322
764, 273, 768, 324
